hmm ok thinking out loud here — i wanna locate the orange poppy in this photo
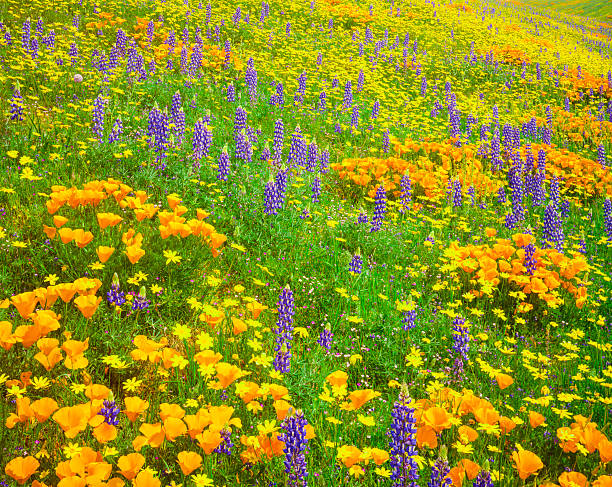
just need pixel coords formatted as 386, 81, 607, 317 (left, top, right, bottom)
117, 453, 145, 480
159, 403, 185, 420
512, 449, 543, 479
163, 417, 187, 441
499, 416, 517, 434
74, 295, 102, 319
458, 459, 481, 480
599, 437, 612, 463
132, 470, 160, 487
176, 451, 202, 475
43, 224, 57, 239
93, 421, 118, 443
53, 404, 91, 438
336, 445, 362, 468
62, 338, 89, 369
125, 244, 145, 264
458, 425, 478, 443
529, 411, 546, 428
232, 317, 248, 335
235, 381, 261, 403
53, 215, 69, 227
246, 300, 268, 319
55, 283, 77, 303
495, 373, 514, 390
97, 212, 123, 229
72, 229, 94, 248
131, 335, 167, 363
11, 291, 39, 319
558, 472, 588, 487
274, 400, 292, 420
31, 397, 59, 423
342, 389, 381, 411
594, 475, 612, 487
195, 429, 223, 455
326, 370, 348, 388
96, 246, 115, 263
5, 456, 40, 485
59, 227, 75, 244
421, 407, 451, 433
124, 397, 149, 422
416, 425, 438, 449
448, 466, 465, 487
211, 363, 248, 389
133, 423, 165, 451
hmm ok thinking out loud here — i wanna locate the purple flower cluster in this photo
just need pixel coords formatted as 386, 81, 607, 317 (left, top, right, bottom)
604, 199, 612, 241
317, 325, 333, 350
452, 316, 469, 378
370, 183, 387, 232
273, 286, 295, 373
107, 274, 126, 307
99, 399, 120, 426
388, 387, 419, 487
349, 251, 363, 275
279, 409, 309, 487
543, 203, 564, 252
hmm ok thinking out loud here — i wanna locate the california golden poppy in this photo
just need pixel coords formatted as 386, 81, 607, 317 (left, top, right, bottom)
5, 456, 40, 485
176, 451, 202, 475
512, 449, 543, 479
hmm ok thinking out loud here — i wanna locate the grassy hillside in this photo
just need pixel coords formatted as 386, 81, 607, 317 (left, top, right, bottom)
0, 0, 611, 486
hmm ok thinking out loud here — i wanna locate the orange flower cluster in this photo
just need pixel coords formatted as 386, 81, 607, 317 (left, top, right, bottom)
317, 0, 373, 25
556, 415, 612, 462
487, 45, 529, 65
332, 139, 498, 201
44, 179, 226, 259
561, 67, 612, 101
444, 234, 589, 308
525, 144, 612, 198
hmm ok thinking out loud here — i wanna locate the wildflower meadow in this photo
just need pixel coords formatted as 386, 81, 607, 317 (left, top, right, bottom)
0, 0, 611, 485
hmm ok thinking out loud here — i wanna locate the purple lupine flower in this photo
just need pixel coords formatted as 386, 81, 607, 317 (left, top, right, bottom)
264, 178, 279, 216
289, 126, 306, 167
543, 203, 564, 252
150, 107, 170, 164
560, 200, 570, 219
316, 52, 322, 67
172, 109, 186, 147
279, 409, 309, 487
357, 69, 365, 91
382, 129, 390, 153
351, 105, 359, 129
311, 176, 321, 203
370, 183, 387, 232
221, 85, 233, 105
452, 315, 469, 378
429, 449, 452, 487
509, 166, 524, 221
180, 44, 188, 73
343, 79, 353, 109
307, 140, 318, 172
598, 144, 607, 169
388, 386, 419, 487
246, 63, 258, 102
275, 166, 288, 210
99, 399, 120, 426
21, 18, 30, 53
108, 117, 123, 143
233, 7, 241, 26
214, 429, 233, 456
420, 76, 427, 97
371, 99, 380, 120
193, 118, 212, 161
147, 20, 155, 44
261, 142, 271, 162
317, 325, 333, 350
452, 179, 462, 207
472, 470, 494, 487
319, 91, 327, 112
490, 129, 502, 171
523, 242, 537, 275
357, 209, 368, 225
9, 84, 24, 121
234, 105, 247, 136
273, 286, 295, 372
349, 250, 363, 275
132, 286, 150, 310
107, 273, 126, 306
223, 39, 231, 68
189, 43, 203, 76
549, 177, 560, 207
604, 199, 612, 241
467, 185, 475, 206
92, 94, 106, 142
319, 147, 329, 174
400, 171, 412, 213
217, 145, 230, 181
273, 119, 284, 162
235, 129, 252, 163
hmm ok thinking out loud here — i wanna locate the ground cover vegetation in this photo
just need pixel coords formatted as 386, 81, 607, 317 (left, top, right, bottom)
0, 0, 611, 485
